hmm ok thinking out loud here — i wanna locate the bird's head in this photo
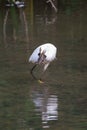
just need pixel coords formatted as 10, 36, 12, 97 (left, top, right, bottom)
38, 48, 46, 64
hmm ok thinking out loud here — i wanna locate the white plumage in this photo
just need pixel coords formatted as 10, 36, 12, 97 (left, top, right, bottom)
29, 43, 57, 80
29, 43, 57, 65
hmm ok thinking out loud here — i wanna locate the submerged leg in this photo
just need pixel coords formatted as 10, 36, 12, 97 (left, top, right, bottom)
39, 63, 50, 83
30, 64, 37, 80
30, 63, 49, 83
44, 62, 50, 71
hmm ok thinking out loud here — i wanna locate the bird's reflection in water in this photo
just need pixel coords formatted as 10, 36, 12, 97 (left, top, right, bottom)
30, 84, 58, 128
3, 7, 29, 46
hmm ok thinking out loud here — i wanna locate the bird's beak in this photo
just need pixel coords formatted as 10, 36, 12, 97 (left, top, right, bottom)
38, 53, 46, 64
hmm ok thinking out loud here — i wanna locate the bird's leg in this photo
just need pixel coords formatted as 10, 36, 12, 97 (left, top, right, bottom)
30, 64, 44, 83
39, 70, 46, 83
39, 63, 50, 82
44, 62, 50, 71
30, 64, 37, 80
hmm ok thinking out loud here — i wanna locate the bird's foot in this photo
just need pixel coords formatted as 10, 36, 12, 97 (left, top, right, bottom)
38, 79, 44, 84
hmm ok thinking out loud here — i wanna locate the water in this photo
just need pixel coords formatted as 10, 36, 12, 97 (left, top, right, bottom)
0, 1, 87, 130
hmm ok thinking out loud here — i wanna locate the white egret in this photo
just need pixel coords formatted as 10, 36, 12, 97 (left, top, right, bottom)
29, 43, 57, 81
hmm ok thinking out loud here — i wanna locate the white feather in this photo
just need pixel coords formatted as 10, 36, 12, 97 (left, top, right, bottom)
29, 43, 57, 64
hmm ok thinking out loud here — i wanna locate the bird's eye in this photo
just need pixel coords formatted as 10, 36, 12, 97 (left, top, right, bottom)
38, 53, 40, 56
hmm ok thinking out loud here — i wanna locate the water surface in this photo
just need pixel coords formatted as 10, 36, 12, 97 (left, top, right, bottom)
0, 1, 87, 130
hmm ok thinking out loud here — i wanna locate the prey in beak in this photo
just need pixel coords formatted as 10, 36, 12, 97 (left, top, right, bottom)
30, 48, 46, 81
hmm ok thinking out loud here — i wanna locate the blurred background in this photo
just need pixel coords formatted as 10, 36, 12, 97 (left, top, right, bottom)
0, 0, 87, 130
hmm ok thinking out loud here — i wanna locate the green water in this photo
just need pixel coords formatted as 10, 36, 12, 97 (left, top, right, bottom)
0, 1, 87, 130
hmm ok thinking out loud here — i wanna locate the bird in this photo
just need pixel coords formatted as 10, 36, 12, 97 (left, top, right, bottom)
29, 43, 57, 82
